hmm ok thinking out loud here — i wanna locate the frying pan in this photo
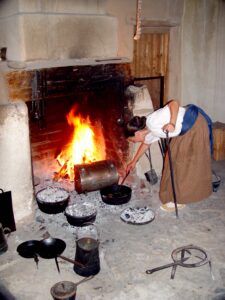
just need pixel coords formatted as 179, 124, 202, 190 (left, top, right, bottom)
38, 237, 67, 273
100, 184, 132, 205
38, 237, 66, 259
38, 237, 84, 271
17, 240, 40, 267
100, 171, 132, 205
17, 238, 83, 273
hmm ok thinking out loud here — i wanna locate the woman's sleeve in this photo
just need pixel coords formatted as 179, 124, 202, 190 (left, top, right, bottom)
144, 132, 160, 144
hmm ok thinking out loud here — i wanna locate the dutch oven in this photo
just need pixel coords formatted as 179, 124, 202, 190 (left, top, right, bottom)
65, 202, 97, 226
100, 184, 132, 205
36, 187, 70, 214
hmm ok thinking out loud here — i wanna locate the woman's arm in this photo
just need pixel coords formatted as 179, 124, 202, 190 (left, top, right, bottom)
126, 142, 150, 173
162, 99, 180, 132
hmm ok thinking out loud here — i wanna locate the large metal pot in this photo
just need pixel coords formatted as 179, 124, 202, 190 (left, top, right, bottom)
36, 187, 70, 214
74, 160, 119, 194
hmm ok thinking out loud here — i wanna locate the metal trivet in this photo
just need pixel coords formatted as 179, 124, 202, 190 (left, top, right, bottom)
146, 244, 214, 279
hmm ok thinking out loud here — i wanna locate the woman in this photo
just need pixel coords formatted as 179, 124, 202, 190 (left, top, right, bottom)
125, 99, 212, 207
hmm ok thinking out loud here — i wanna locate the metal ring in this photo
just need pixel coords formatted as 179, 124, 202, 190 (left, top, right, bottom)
171, 245, 209, 268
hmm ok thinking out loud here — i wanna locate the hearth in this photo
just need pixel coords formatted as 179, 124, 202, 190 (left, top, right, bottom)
27, 63, 132, 182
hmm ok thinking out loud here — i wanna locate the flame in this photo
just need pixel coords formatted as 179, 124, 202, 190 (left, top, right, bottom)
54, 106, 105, 181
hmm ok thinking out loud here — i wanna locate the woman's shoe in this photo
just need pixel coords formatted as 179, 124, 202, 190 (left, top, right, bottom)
160, 202, 186, 212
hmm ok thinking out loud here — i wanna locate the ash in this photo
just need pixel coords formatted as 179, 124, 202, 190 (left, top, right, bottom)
34, 174, 158, 232
36, 187, 69, 203
65, 202, 96, 218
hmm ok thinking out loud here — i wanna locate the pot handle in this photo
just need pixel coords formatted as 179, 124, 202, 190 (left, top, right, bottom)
3, 227, 11, 238
75, 222, 100, 242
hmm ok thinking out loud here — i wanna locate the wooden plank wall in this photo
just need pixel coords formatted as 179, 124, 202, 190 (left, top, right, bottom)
132, 32, 169, 107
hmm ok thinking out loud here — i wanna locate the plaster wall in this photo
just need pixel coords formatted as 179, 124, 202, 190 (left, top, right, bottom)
0, 0, 117, 61
0, 102, 33, 222
181, 0, 225, 122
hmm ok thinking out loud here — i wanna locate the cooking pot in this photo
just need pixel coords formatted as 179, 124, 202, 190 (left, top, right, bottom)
100, 184, 132, 205
36, 187, 70, 214
65, 203, 97, 226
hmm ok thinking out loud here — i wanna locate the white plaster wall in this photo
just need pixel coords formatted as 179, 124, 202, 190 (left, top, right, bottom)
0, 102, 33, 222
21, 14, 117, 61
17, 0, 106, 14
0, 0, 106, 16
181, 0, 225, 122
0, 0, 117, 61
213, 0, 225, 123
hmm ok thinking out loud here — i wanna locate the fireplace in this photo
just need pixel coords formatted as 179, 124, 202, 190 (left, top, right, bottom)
27, 63, 132, 182
0, 61, 134, 222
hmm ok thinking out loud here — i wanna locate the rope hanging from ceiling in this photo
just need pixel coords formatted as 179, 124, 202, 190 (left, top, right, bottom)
134, 0, 142, 40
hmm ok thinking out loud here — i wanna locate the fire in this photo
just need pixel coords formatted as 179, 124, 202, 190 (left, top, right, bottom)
54, 106, 105, 181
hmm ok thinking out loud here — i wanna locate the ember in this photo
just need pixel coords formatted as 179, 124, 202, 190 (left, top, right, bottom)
54, 105, 106, 181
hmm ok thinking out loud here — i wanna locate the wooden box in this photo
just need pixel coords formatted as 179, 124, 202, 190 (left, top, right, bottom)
212, 122, 225, 161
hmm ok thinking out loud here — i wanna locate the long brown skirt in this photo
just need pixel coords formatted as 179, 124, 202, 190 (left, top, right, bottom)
159, 114, 212, 204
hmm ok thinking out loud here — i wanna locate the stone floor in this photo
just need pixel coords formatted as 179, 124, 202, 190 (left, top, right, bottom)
0, 160, 225, 300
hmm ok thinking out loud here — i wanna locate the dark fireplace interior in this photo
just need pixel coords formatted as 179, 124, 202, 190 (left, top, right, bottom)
26, 63, 133, 182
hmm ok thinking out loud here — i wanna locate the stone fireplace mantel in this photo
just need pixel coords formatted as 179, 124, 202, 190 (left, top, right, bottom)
0, 0, 119, 62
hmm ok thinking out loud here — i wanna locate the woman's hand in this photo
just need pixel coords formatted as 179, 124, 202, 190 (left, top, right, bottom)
126, 160, 137, 174
162, 122, 176, 133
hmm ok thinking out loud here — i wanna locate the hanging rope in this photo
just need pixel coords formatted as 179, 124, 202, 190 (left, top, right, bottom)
134, 0, 142, 40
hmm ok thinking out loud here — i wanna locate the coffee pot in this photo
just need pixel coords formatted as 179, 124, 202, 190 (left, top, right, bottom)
73, 223, 100, 277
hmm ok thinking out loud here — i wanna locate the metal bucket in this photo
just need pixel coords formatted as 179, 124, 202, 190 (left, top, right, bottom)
74, 160, 119, 194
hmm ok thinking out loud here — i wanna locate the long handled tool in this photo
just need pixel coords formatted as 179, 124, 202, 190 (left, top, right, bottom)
165, 131, 178, 218
144, 149, 158, 185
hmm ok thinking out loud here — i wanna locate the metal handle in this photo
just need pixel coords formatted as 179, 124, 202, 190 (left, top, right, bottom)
165, 131, 179, 218
58, 255, 84, 267
146, 257, 189, 275
3, 227, 11, 238
146, 262, 179, 274
120, 171, 130, 185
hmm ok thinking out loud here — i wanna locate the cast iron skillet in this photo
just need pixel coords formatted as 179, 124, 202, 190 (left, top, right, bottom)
100, 184, 132, 205
38, 237, 66, 259
17, 240, 40, 258
17, 240, 41, 267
